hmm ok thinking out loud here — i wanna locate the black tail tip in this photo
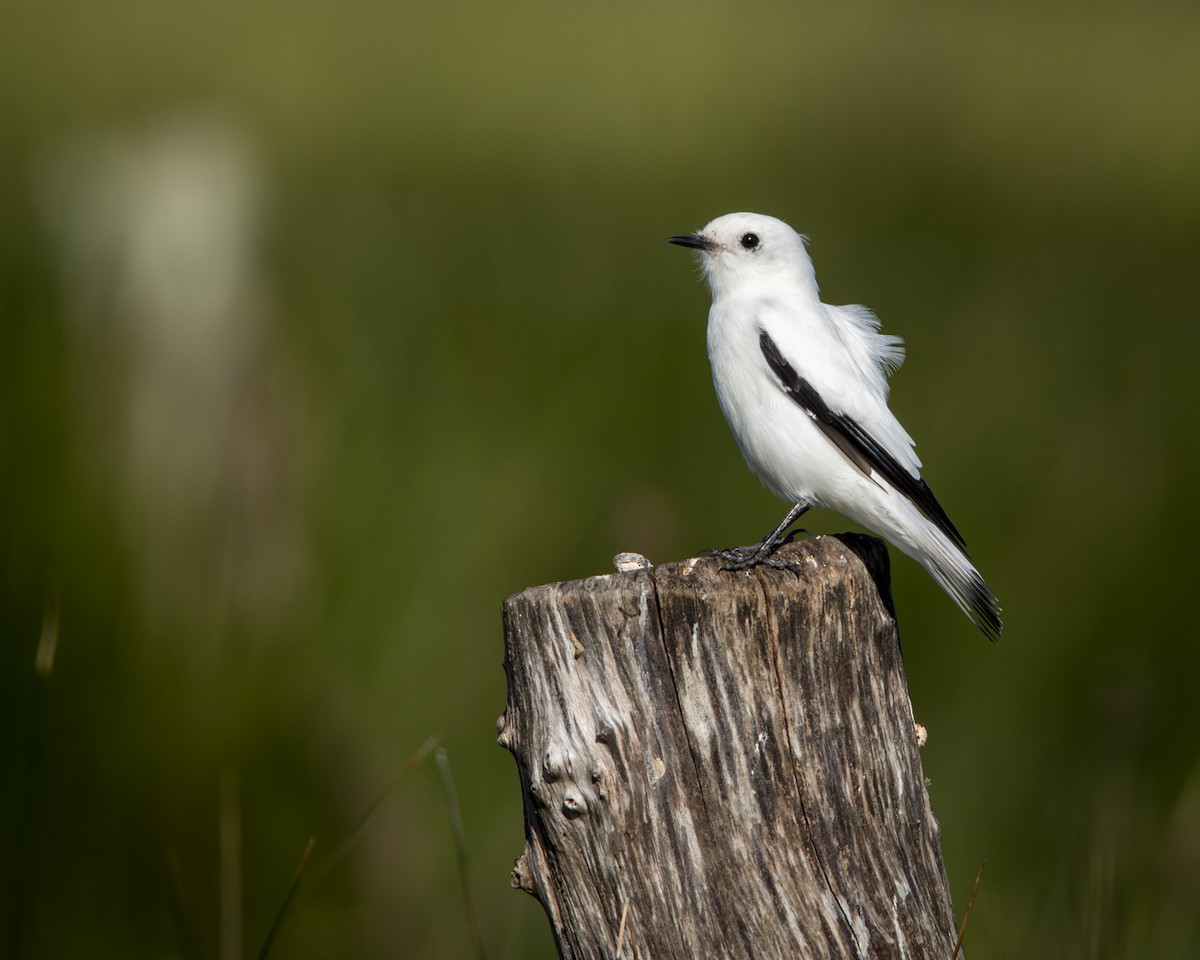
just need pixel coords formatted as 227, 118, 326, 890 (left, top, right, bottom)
968, 573, 1003, 642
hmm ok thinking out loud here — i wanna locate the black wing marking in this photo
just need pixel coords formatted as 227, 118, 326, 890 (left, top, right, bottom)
759, 329, 967, 551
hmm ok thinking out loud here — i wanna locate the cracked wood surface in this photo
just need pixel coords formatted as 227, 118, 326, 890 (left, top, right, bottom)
498, 534, 958, 959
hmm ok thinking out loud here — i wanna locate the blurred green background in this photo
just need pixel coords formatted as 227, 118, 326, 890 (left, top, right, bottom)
3, 1, 1198, 956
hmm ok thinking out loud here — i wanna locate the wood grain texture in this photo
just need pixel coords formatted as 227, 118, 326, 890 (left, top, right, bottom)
498, 534, 958, 959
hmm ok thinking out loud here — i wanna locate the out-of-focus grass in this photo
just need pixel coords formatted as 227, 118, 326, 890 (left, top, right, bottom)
2, 2, 1199, 957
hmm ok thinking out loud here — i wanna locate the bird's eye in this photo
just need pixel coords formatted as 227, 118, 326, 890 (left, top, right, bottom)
740, 232, 760, 250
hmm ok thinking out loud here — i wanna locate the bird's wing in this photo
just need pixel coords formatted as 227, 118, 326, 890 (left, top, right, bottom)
757, 298, 919, 472
831, 303, 906, 380
758, 327, 967, 550
819, 302, 923, 471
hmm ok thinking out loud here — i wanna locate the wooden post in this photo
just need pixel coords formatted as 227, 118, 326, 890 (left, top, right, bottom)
497, 534, 959, 960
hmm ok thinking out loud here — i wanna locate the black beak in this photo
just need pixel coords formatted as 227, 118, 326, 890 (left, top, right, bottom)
668, 233, 715, 252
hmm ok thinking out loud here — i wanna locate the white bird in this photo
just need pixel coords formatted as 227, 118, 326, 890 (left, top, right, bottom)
668, 212, 1002, 640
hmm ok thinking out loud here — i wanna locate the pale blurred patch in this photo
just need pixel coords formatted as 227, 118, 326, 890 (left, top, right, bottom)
38, 111, 314, 655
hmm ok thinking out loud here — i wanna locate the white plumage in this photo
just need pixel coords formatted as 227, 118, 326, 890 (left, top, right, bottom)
669, 212, 1001, 640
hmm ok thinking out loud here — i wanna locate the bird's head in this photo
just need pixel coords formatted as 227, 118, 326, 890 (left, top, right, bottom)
669, 212, 816, 299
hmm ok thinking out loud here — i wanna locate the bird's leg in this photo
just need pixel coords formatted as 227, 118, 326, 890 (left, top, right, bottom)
709, 500, 812, 571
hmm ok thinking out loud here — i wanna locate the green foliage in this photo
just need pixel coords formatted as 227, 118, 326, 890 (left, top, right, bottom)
3, 2, 1199, 956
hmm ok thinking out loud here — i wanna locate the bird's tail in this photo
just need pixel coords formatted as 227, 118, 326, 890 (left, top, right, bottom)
915, 529, 1003, 641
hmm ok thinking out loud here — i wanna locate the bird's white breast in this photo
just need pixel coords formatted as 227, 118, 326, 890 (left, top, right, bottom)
706, 292, 862, 504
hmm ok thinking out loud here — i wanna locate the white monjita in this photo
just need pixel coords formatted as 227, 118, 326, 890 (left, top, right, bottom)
669, 212, 1001, 640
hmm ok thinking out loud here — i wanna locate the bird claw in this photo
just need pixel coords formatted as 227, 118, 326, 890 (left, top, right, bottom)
704, 544, 799, 574
716, 550, 760, 571
702, 526, 810, 572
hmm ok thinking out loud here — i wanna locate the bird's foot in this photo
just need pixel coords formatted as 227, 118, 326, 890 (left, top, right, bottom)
703, 543, 793, 572
702, 527, 809, 572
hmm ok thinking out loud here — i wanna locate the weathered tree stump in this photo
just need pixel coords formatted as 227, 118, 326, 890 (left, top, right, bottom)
498, 534, 958, 960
